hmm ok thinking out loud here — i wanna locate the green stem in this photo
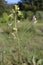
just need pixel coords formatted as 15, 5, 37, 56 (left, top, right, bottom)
14, 10, 21, 64
15, 11, 17, 28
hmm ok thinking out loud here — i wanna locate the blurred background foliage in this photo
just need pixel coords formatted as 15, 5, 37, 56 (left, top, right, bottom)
0, 0, 43, 15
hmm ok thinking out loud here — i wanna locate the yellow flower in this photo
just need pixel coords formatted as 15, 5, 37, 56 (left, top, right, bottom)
33, 15, 37, 24
11, 33, 15, 37
34, 20, 37, 24
17, 20, 20, 23
34, 18, 36, 20
11, 33, 16, 39
15, 5, 19, 11
13, 27, 17, 31
9, 14, 13, 18
18, 11, 22, 16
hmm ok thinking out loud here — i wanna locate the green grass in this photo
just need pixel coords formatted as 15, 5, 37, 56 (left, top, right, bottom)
0, 20, 43, 65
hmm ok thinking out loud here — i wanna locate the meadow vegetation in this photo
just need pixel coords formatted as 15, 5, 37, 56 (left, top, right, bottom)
0, 4, 43, 65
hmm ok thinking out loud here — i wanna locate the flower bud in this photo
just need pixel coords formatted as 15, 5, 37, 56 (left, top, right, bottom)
18, 11, 22, 16
11, 33, 15, 37
13, 27, 17, 31
17, 20, 20, 23
15, 5, 19, 11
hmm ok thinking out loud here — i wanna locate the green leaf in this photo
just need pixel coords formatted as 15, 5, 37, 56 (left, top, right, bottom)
37, 59, 43, 65
3, 12, 9, 22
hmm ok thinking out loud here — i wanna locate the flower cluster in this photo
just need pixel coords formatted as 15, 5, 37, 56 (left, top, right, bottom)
33, 15, 37, 24
14, 5, 23, 17
14, 5, 19, 11
7, 5, 23, 39
10, 32, 16, 39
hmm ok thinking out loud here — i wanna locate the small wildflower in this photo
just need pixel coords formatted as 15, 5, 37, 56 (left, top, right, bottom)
34, 18, 36, 20
11, 33, 16, 39
34, 20, 37, 24
33, 15, 37, 24
17, 20, 20, 23
11, 33, 15, 37
9, 14, 13, 18
18, 11, 22, 16
13, 27, 17, 31
15, 5, 19, 11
